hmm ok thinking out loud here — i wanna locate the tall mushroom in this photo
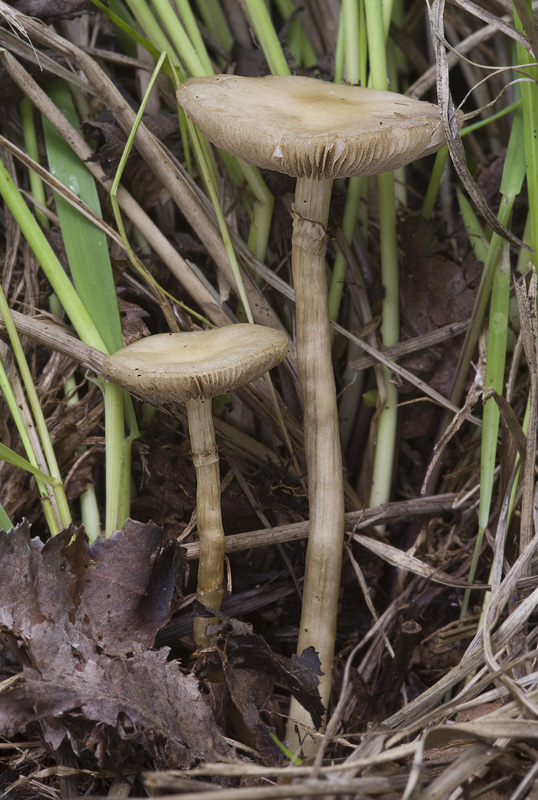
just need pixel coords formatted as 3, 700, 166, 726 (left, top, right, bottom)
102, 324, 288, 646
176, 74, 450, 738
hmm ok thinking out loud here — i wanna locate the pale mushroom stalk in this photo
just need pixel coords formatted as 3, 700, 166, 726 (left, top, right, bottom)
185, 397, 226, 645
101, 325, 288, 648
290, 175, 345, 723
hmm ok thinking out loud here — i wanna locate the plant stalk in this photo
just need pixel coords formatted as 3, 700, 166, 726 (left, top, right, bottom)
286, 176, 345, 753
186, 397, 226, 647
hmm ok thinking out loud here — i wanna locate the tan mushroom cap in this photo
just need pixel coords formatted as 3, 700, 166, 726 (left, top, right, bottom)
103, 324, 288, 404
177, 74, 452, 180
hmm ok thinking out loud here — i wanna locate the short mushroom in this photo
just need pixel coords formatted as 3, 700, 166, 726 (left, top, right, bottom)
102, 324, 288, 647
176, 73, 450, 728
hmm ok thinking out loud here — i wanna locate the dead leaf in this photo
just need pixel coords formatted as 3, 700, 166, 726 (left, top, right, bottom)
82, 112, 178, 186
0, 520, 228, 767
210, 615, 324, 762
24, 647, 228, 765
117, 296, 151, 347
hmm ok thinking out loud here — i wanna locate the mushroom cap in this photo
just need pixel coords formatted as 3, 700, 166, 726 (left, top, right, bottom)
102, 324, 288, 405
177, 74, 451, 180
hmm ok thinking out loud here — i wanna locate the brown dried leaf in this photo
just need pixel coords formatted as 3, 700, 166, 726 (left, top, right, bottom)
84, 520, 184, 653
0, 520, 227, 767
82, 116, 130, 178
82, 112, 178, 182
117, 296, 151, 347
213, 615, 324, 762
24, 648, 228, 765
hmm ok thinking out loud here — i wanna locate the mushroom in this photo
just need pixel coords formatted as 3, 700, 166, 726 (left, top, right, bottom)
176, 73, 450, 729
102, 324, 288, 646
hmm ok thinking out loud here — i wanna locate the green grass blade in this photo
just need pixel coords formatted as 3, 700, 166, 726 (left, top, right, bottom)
43, 81, 123, 355
0, 347, 63, 533
421, 147, 449, 221
365, 0, 399, 511
49, 293, 102, 541
274, 0, 316, 67
92, 0, 180, 83
97, 0, 176, 65
42, 80, 138, 536
328, 0, 364, 328
0, 502, 12, 532
0, 442, 63, 488
458, 104, 526, 618
20, 96, 48, 228
0, 158, 106, 352
151, 0, 206, 75
173, 0, 213, 74
107, 0, 139, 57
119, 4, 275, 264
500, 103, 528, 199
241, 0, 291, 76
0, 288, 71, 530
194, 0, 233, 51
514, 1, 538, 256
452, 98, 527, 423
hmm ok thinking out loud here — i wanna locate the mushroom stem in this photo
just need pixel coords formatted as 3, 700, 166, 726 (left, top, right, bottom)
186, 396, 226, 647
287, 176, 345, 746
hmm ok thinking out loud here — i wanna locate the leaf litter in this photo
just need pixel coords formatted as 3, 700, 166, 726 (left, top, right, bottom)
0, 519, 232, 767
0, 518, 325, 782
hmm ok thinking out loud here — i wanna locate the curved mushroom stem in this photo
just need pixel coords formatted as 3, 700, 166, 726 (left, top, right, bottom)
286, 176, 346, 754
186, 397, 226, 647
